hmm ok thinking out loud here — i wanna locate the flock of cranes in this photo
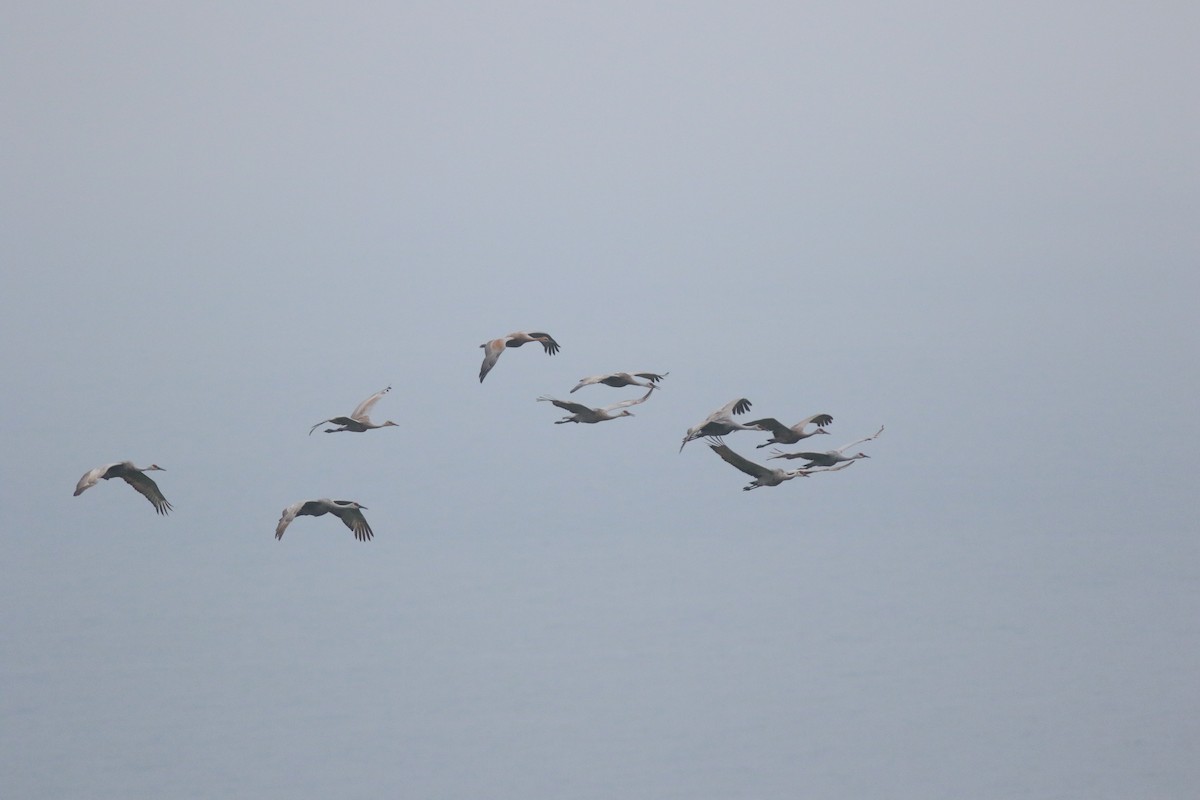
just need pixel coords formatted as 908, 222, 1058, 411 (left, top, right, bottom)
73, 329, 883, 535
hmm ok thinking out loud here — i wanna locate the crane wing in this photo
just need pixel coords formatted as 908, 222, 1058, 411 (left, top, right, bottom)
706, 397, 752, 422
801, 413, 834, 428
121, 471, 173, 515
808, 461, 856, 475
351, 386, 391, 421
537, 396, 592, 415
479, 340, 505, 382
275, 502, 304, 539
709, 443, 771, 478
745, 417, 788, 436
525, 332, 560, 355
74, 463, 116, 496
836, 425, 885, 454
767, 449, 818, 461
330, 503, 373, 541
569, 375, 602, 393
599, 386, 656, 413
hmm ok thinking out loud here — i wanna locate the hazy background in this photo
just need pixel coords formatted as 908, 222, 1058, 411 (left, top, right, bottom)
3, 2, 1197, 798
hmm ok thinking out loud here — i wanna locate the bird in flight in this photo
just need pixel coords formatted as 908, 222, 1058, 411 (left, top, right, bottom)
680, 397, 756, 451
479, 331, 560, 382
74, 461, 173, 515
275, 499, 373, 541
745, 413, 834, 448
768, 425, 885, 467
538, 385, 657, 424
569, 371, 668, 393
309, 386, 398, 435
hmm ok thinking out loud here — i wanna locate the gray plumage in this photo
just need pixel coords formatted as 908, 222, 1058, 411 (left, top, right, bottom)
708, 443, 855, 490
309, 386, 397, 435
538, 385, 656, 424
479, 331, 560, 382
74, 461, 173, 515
275, 499, 373, 541
746, 413, 834, 448
680, 397, 756, 451
768, 425, 885, 467
569, 371, 668, 393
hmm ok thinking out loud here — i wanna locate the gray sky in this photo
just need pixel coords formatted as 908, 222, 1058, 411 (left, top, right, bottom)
3, 2, 1198, 798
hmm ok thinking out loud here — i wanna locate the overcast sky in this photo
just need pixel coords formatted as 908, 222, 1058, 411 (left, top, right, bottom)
2, 2, 1198, 798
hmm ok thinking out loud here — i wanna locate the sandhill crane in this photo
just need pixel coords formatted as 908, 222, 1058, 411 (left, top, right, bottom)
74, 461, 173, 515
569, 371, 668, 393
768, 425, 885, 467
680, 397, 756, 451
309, 386, 397, 435
746, 413, 834, 448
538, 385, 656, 424
708, 443, 855, 491
479, 331, 560, 382
275, 499, 373, 541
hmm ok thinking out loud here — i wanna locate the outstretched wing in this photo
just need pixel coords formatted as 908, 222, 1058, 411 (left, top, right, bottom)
598, 386, 656, 413
706, 397, 752, 422
525, 332, 560, 355
802, 413, 834, 428
537, 396, 592, 415
836, 425, 885, 454
351, 386, 392, 422
122, 471, 173, 515
331, 503, 374, 541
633, 372, 668, 383
808, 461, 856, 475
767, 449, 818, 461
275, 502, 304, 539
309, 416, 357, 435
569, 375, 603, 393
479, 339, 505, 382
74, 463, 115, 496
709, 443, 770, 478
745, 417, 788, 436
